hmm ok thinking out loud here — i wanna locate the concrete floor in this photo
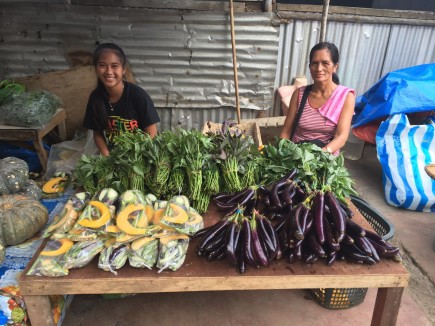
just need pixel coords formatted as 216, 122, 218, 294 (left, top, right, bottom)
62, 144, 434, 326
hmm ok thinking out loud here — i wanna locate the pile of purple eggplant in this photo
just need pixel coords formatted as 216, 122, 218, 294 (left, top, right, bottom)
194, 208, 281, 274
193, 168, 401, 273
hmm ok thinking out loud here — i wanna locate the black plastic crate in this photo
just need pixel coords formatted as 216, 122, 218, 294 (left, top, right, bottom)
310, 195, 395, 309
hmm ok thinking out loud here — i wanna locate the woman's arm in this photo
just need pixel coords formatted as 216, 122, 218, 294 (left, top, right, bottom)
93, 131, 110, 157
144, 123, 158, 138
280, 88, 301, 140
322, 92, 356, 152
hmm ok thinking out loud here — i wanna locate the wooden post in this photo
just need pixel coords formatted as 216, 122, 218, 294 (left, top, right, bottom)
319, 0, 330, 42
229, 0, 241, 124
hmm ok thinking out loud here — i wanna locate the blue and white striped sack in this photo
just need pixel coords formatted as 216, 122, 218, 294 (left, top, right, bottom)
376, 113, 435, 212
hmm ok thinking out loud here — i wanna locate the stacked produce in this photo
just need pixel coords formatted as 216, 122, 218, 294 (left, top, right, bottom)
69, 123, 401, 275
193, 139, 401, 273
27, 189, 204, 277
73, 121, 259, 213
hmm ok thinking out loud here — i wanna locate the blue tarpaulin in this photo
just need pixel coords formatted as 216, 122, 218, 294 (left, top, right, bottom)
352, 63, 435, 128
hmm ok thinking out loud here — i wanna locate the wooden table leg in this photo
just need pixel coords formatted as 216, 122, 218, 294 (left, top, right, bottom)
23, 295, 55, 326
32, 135, 48, 174
57, 119, 67, 141
371, 287, 404, 326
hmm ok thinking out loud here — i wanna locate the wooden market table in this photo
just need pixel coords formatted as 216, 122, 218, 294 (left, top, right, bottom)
0, 108, 67, 173
19, 203, 409, 326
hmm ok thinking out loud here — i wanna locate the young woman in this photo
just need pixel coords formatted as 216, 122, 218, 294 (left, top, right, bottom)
83, 43, 160, 156
280, 42, 356, 154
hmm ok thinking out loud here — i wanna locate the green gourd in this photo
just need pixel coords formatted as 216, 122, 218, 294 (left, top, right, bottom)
0, 194, 48, 246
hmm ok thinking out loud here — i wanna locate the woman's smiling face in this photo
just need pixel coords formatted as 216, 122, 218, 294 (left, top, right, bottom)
309, 48, 338, 83
95, 49, 125, 90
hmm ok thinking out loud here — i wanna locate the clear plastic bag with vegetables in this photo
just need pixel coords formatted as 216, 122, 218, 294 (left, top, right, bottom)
27, 238, 74, 277
61, 238, 106, 270
156, 234, 189, 272
98, 243, 129, 274
0, 90, 62, 128
67, 188, 118, 241
43, 192, 91, 238
128, 236, 159, 269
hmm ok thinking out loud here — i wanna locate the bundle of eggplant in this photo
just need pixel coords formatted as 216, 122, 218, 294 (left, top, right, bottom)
194, 169, 401, 273
193, 208, 281, 274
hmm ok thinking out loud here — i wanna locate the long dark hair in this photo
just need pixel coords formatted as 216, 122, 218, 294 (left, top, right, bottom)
91, 43, 127, 131
309, 42, 340, 84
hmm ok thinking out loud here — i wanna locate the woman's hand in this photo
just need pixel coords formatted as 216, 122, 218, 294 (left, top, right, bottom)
93, 131, 110, 157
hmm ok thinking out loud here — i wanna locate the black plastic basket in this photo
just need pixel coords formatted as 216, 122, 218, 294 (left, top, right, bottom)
310, 196, 395, 309
349, 195, 395, 241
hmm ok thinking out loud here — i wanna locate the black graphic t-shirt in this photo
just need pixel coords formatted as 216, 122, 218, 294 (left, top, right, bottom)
83, 82, 160, 146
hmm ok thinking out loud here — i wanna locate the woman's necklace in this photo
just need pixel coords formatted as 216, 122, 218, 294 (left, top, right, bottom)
108, 100, 117, 111
108, 83, 124, 112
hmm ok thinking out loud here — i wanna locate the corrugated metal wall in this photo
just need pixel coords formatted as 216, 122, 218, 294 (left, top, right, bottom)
273, 20, 435, 116
0, 3, 280, 131
0, 2, 434, 131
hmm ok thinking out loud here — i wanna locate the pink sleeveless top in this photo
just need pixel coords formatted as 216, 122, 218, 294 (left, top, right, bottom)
292, 85, 355, 148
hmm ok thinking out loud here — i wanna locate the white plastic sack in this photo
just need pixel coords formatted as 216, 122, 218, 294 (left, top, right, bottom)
376, 113, 435, 212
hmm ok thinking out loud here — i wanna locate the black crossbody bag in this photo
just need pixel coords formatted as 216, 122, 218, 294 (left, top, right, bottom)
290, 84, 328, 148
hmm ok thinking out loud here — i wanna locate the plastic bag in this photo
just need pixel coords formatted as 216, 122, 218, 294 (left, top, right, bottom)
0, 90, 61, 128
376, 113, 435, 212
61, 239, 105, 270
45, 130, 98, 179
156, 234, 189, 272
26, 239, 71, 277
98, 243, 129, 274
128, 237, 159, 269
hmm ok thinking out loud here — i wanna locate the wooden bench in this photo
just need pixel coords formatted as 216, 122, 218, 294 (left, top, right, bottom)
0, 108, 67, 174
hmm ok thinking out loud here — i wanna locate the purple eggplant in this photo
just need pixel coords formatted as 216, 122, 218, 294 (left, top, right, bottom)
308, 234, 327, 258
249, 216, 269, 267
225, 221, 239, 266
323, 218, 340, 252
353, 235, 373, 256
197, 219, 231, 254
242, 217, 260, 268
324, 191, 346, 242
312, 191, 325, 244
346, 218, 367, 238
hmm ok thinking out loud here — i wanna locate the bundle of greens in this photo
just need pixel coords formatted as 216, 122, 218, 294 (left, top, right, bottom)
143, 131, 172, 197
209, 120, 260, 193
257, 139, 357, 202
111, 130, 150, 193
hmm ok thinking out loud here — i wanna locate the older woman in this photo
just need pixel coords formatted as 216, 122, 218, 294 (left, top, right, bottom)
280, 42, 355, 154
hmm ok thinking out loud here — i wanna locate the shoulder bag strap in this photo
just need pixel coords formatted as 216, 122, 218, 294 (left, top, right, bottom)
290, 84, 312, 140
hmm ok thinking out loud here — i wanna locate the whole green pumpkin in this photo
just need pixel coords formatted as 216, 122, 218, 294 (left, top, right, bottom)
0, 157, 29, 195
0, 194, 48, 246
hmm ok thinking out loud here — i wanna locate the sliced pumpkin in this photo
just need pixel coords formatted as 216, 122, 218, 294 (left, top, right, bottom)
162, 203, 189, 224
42, 176, 69, 195
40, 239, 74, 256
158, 234, 189, 245
145, 204, 155, 224
77, 201, 111, 229
116, 204, 149, 235
131, 237, 156, 251
104, 238, 117, 248
105, 225, 121, 234
151, 208, 173, 231
186, 208, 203, 227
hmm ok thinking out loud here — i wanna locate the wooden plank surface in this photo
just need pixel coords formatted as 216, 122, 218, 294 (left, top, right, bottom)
19, 202, 409, 296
